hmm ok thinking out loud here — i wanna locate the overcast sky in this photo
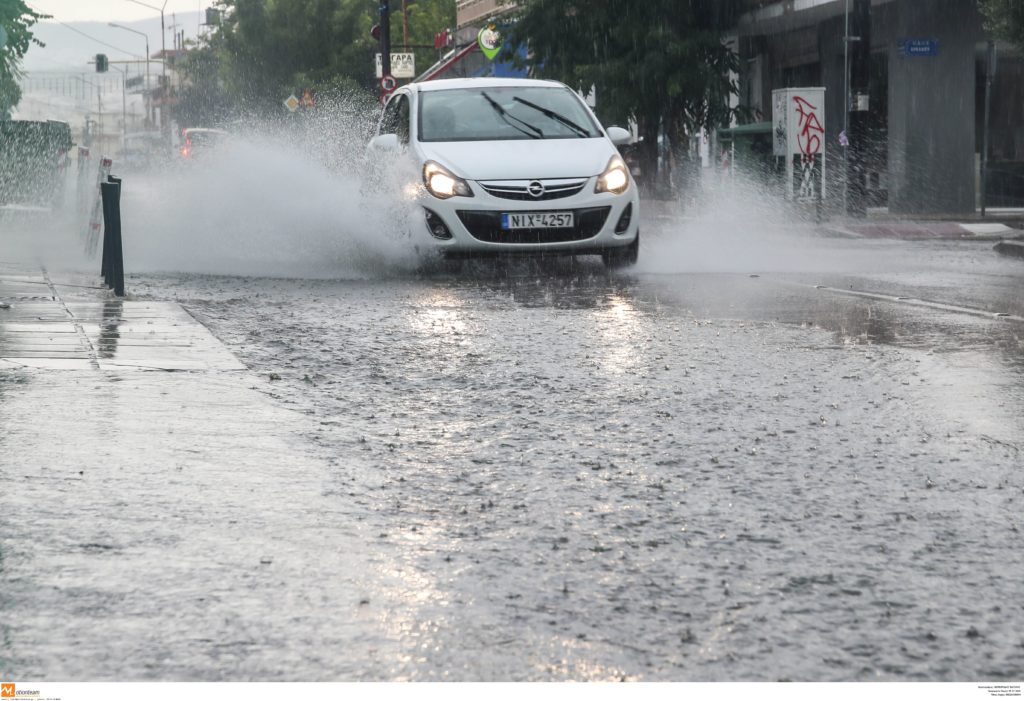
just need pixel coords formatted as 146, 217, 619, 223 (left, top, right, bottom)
27, 0, 211, 23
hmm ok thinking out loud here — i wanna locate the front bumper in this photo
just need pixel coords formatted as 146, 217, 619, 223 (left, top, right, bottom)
418, 176, 639, 256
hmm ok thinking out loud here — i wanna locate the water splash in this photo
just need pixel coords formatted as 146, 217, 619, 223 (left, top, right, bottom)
119, 98, 423, 279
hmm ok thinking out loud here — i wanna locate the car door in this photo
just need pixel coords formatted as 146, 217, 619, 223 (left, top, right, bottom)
365, 90, 417, 199
373, 90, 411, 149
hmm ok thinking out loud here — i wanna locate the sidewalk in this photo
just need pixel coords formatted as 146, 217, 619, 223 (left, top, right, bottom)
638, 196, 1024, 242
823, 219, 1024, 241
0, 261, 372, 680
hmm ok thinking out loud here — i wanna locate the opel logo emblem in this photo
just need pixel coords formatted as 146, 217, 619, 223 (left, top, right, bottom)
527, 180, 545, 198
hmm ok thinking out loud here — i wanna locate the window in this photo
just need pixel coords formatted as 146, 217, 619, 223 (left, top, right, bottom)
380, 93, 411, 145
418, 86, 601, 142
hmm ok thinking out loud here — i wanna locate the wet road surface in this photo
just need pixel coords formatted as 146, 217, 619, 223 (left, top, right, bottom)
2, 228, 1023, 681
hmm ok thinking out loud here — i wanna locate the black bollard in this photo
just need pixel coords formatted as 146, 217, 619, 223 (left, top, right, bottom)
100, 176, 125, 297
100, 181, 113, 285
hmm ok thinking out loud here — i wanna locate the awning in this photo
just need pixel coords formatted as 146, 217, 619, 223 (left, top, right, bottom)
415, 42, 480, 82
415, 38, 529, 82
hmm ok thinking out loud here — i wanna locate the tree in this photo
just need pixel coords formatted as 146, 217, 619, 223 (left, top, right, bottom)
206, 0, 383, 113
402, 0, 456, 82
502, 0, 742, 195
172, 38, 234, 128
0, 0, 46, 117
179, 0, 454, 119
979, 0, 1024, 49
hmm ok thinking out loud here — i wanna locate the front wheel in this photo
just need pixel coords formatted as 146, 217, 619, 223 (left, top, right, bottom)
602, 231, 639, 269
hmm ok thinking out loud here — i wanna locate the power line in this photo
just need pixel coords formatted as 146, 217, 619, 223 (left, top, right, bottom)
24, 2, 144, 59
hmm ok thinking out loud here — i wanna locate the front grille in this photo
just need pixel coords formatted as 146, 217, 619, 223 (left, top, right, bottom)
456, 207, 611, 244
479, 179, 587, 201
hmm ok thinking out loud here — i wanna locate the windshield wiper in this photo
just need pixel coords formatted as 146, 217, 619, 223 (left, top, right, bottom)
512, 97, 591, 138
480, 91, 544, 139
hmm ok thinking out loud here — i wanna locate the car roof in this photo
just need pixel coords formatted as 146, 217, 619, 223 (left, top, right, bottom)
411, 77, 568, 93
184, 128, 229, 135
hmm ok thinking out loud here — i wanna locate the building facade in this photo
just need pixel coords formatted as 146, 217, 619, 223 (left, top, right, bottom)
421, 0, 518, 79
735, 0, 1023, 214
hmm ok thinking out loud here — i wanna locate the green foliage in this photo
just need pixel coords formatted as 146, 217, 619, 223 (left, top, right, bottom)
173, 40, 234, 127
0, 0, 47, 115
502, 0, 742, 191
402, 0, 456, 82
979, 0, 1024, 49
188, 0, 454, 117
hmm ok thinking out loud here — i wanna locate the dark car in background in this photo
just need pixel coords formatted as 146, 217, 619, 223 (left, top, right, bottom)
179, 128, 230, 160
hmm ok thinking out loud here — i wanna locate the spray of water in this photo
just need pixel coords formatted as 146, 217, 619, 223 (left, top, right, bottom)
637, 172, 902, 276
118, 95, 423, 279
4, 95, 899, 281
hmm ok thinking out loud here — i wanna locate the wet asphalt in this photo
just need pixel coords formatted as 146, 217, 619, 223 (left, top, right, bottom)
2, 222, 1024, 681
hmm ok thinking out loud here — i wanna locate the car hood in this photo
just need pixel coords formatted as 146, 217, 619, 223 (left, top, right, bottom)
417, 138, 615, 181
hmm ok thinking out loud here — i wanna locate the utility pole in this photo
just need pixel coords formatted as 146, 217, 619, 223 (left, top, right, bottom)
402, 0, 410, 48
380, 0, 392, 79
846, 0, 870, 217
124, 0, 167, 82
109, 65, 127, 149
123, 0, 168, 129
109, 23, 151, 126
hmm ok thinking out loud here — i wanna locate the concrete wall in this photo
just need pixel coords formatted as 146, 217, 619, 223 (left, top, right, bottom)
886, 0, 985, 214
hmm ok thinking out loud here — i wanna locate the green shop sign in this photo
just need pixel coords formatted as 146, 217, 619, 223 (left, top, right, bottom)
477, 23, 501, 60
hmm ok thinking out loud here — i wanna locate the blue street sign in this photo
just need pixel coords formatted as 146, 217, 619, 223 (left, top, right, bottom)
902, 39, 939, 57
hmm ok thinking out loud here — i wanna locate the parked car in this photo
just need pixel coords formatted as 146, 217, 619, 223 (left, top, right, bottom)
367, 78, 640, 268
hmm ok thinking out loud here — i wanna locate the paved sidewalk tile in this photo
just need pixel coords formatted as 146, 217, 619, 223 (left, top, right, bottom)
1, 267, 245, 371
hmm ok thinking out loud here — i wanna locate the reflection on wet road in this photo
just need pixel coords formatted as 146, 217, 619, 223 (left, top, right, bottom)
123, 240, 1023, 681
2, 235, 1023, 681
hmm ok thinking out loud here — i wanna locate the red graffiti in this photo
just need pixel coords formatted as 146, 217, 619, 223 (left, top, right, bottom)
792, 96, 824, 155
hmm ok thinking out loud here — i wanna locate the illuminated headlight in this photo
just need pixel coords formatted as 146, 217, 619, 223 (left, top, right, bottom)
423, 161, 473, 199
595, 155, 630, 194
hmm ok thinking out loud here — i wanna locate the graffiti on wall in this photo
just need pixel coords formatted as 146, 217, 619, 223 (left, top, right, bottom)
773, 87, 826, 202
792, 95, 824, 156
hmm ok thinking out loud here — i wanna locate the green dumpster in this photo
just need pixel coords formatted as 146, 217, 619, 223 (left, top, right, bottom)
0, 119, 74, 207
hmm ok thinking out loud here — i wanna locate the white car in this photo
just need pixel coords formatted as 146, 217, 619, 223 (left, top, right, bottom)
367, 77, 640, 268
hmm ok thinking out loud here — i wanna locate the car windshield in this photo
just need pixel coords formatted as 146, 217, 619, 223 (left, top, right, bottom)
418, 86, 601, 142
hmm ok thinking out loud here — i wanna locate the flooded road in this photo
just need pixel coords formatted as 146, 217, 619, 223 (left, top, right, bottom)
3, 227, 1024, 681
125, 233, 1024, 681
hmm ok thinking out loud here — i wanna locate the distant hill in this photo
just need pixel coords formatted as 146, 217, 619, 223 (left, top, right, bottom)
23, 12, 204, 73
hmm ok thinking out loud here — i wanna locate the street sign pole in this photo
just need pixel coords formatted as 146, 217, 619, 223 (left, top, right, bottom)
379, 0, 392, 98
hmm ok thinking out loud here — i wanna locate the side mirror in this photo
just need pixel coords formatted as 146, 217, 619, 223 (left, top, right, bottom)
606, 126, 632, 146
369, 133, 400, 151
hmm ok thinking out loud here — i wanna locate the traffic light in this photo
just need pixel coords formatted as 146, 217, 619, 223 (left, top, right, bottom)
95, 53, 108, 72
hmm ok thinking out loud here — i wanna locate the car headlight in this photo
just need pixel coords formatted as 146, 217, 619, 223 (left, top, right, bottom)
423, 161, 474, 199
595, 155, 630, 194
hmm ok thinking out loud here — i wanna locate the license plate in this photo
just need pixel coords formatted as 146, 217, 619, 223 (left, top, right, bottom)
501, 212, 574, 229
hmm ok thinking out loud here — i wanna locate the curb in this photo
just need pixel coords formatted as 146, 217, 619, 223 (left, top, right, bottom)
994, 240, 1024, 259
